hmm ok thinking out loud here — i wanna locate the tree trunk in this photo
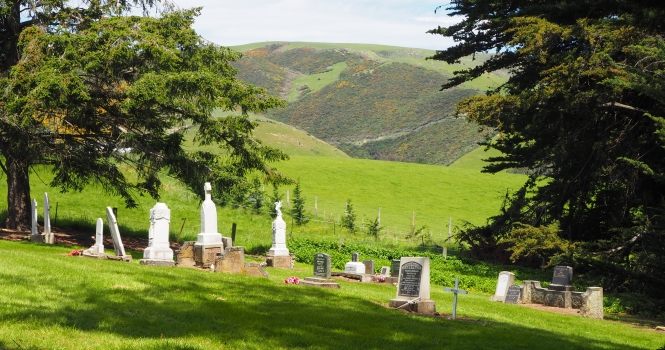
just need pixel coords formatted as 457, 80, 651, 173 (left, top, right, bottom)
4, 150, 31, 230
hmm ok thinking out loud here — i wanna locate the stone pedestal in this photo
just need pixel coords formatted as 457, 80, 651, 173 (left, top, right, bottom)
301, 277, 341, 289
580, 287, 603, 319
266, 254, 295, 269
388, 299, 436, 315
140, 203, 175, 267
175, 241, 196, 267
194, 243, 223, 268
214, 246, 245, 274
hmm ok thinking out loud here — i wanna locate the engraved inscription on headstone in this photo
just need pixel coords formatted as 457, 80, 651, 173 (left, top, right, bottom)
398, 261, 423, 297
391, 259, 400, 277
505, 285, 522, 304
551, 266, 573, 285
380, 266, 390, 277
313, 253, 331, 279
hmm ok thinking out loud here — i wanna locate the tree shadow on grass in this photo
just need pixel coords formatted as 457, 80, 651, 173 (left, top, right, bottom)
0, 261, 655, 350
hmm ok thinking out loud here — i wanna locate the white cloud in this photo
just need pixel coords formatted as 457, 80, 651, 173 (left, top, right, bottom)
168, 0, 462, 50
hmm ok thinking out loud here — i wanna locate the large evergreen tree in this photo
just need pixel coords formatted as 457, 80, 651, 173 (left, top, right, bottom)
430, 1, 665, 296
0, 1, 289, 230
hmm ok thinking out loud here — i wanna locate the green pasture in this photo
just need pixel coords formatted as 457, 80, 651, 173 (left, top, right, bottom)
0, 240, 662, 349
287, 62, 348, 102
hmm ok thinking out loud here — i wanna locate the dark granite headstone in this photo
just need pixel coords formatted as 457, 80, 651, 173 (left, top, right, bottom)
352, 252, 359, 262
313, 253, 331, 279
362, 260, 374, 274
391, 259, 400, 277
551, 266, 573, 285
505, 285, 521, 304
397, 261, 423, 297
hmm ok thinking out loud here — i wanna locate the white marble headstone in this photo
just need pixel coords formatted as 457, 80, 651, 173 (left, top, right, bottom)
491, 271, 515, 302
94, 217, 104, 254
268, 201, 289, 256
31, 199, 38, 236
197, 182, 222, 244
344, 261, 366, 274
106, 206, 126, 257
43, 193, 53, 244
142, 202, 174, 262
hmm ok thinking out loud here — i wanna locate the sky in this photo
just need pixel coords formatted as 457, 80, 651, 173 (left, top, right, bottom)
166, 0, 462, 50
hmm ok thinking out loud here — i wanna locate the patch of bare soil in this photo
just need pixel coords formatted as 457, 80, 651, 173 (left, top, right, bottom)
0, 226, 180, 252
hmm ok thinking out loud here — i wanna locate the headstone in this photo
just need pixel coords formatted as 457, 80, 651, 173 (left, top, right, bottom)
388, 257, 435, 314
94, 218, 104, 254
30, 199, 42, 242
301, 252, 340, 289
398, 260, 426, 298
106, 206, 127, 257
193, 183, 225, 268
490, 271, 515, 302
391, 259, 400, 277
197, 182, 222, 244
443, 277, 468, 320
380, 266, 390, 277
551, 266, 573, 286
505, 285, 522, 304
140, 202, 175, 266
313, 253, 332, 279
344, 261, 365, 274
362, 260, 374, 275
268, 201, 289, 256
352, 252, 359, 262
43, 193, 53, 244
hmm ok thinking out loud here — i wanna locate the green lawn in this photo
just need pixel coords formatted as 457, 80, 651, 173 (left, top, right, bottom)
0, 240, 662, 349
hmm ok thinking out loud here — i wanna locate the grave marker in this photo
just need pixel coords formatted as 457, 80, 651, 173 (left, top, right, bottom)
43, 193, 53, 244
140, 202, 175, 266
268, 201, 289, 256
551, 266, 573, 286
30, 199, 42, 242
443, 277, 468, 320
380, 266, 390, 277
391, 259, 400, 277
490, 271, 515, 302
314, 253, 331, 279
352, 252, 359, 262
106, 206, 127, 257
505, 285, 521, 304
398, 261, 424, 297
362, 260, 374, 275
388, 257, 435, 314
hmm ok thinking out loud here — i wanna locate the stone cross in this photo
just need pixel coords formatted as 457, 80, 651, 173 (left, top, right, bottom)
43, 193, 53, 244
443, 277, 468, 320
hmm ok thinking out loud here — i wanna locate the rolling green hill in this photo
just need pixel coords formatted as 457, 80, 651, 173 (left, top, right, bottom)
230, 41, 505, 166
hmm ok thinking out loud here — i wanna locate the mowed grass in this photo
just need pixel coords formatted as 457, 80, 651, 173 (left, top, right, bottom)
0, 240, 662, 350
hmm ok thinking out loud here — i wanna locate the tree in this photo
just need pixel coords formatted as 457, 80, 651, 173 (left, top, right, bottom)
341, 199, 356, 233
0, 2, 290, 230
290, 180, 308, 225
429, 1, 665, 296
366, 217, 381, 241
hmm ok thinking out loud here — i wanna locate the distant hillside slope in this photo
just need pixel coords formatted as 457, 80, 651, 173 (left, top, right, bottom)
231, 42, 502, 165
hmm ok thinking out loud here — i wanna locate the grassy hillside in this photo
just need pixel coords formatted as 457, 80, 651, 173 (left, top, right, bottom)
230, 41, 502, 166
337, 117, 492, 166
270, 62, 479, 142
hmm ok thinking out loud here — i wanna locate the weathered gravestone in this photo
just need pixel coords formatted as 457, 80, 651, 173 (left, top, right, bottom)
140, 202, 175, 266
362, 260, 375, 275
193, 182, 225, 268
388, 257, 436, 314
106, 207, 132, 261
352, 252, 359, 262
490, 271, 516, 302
30, 199, 42, 243
504, 285, 522, 304
391, 259, 400, 277
43, 193, 54, 244
380, 266, 390, 277
83, 218, 105, 257
266, 201, 294, 268
301, 252, 340, 289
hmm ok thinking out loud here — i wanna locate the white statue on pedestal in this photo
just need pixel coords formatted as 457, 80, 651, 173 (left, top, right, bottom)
269, 201, 289, 256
